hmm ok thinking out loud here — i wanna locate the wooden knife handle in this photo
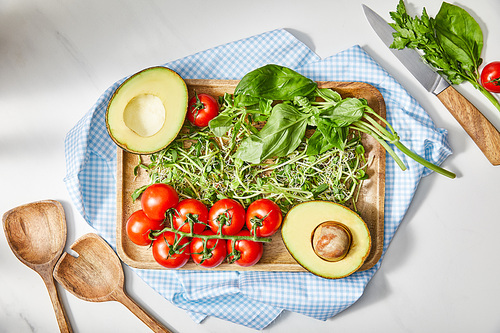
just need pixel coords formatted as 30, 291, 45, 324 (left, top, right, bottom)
437, 85, 500, 166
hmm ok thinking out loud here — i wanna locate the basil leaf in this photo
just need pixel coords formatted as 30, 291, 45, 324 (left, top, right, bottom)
319, 98, 365, 127
234, 104, 310, 163
258, 98, 273, 115
232, 135, 264, 164
306, 130, 334, 156
235, 64, 317, 101
209, 114, 234, 137
434, 2, 483, 73
317, 120, 348, 151
316, 88, 342, 103
234, 94, 261, 108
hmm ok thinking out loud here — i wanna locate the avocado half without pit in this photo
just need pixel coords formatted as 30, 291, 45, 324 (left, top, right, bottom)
106, 66, 188, 154
281, 201, 371, 279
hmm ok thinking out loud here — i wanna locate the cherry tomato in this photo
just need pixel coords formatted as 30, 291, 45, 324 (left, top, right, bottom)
141, 183, 178, 221
227, 230, 263, 267
172, 198, 208, 235
481, 61, 500, 93
190, 230, 227, 268
152, 231, 190, 269
126, 210, 164, 246
208, 198, 245, 236
187, 92, 219, 127
245, 198, 282, 237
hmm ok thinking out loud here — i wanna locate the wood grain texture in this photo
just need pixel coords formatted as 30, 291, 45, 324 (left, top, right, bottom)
437, 85, 500, 165
116, 80, 386, 273
54, 233, 171, 333
3, 200, 73, 333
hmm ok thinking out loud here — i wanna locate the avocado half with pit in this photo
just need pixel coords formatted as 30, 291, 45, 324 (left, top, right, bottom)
106, 66, 188, 154
282, 201, 371, 279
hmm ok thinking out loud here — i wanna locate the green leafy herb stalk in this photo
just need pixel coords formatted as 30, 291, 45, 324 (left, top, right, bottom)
228, 64, 455, 179
389, 0, 500, 112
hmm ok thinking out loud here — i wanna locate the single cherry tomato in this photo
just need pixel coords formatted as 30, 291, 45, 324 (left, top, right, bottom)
126, 210, 164, 246
481, 61, 500, 93
227, 230, 263, 267
187, 92, 219, 127
245, 198, 282, 237
152, 231, 190, 269
172, 198, 208, 235
141, 183, 178, 221
208, 198, 245, 236
190, 230, 227, 268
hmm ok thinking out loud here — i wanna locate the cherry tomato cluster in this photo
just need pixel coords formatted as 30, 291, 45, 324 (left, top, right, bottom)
126, 183, 283, 269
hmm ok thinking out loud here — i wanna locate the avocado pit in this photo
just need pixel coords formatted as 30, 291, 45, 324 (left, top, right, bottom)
312, 221, 352, 262
123, 93, 165, 137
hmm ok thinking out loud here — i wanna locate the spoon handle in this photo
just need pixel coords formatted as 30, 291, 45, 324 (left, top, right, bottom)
115, 290, 172, 333
43, 274, 73, 333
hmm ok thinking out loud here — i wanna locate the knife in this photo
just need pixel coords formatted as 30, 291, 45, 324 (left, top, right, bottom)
362, 4, 500, 166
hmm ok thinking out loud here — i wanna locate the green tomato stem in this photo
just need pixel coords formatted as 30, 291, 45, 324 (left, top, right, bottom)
152, 227, 272, 243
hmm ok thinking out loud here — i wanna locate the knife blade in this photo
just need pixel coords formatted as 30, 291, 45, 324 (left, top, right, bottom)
363, 4, 500, 166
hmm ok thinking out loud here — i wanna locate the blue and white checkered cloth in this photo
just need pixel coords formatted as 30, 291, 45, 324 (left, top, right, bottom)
64, 29, 452, 329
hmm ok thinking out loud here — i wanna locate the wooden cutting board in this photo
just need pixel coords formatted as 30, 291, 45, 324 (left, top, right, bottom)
116, 79, 386, 272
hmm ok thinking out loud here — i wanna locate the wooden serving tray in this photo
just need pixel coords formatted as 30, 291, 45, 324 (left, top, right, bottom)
116, 79, 386, 272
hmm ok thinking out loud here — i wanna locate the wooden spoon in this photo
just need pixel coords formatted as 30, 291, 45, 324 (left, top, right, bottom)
2, 200, 73, 333
53, 233, 171, 333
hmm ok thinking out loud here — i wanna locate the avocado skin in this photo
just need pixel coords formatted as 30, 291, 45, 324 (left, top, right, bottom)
106, 66, 188, 155
281, 200, 371, 279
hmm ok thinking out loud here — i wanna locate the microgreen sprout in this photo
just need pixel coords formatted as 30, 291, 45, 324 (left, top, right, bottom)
133, 115, 367, 213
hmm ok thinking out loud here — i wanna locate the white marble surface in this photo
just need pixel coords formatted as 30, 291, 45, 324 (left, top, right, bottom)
2, 0, 500, 332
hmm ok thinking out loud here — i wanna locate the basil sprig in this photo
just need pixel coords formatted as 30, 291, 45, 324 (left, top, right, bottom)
210, 64, 455, 179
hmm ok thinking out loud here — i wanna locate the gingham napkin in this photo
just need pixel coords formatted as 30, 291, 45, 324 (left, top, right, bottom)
64, 29, 452, 329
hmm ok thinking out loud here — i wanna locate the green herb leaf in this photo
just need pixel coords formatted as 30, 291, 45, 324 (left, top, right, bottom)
131, 184, 148, 201
316, 120, 348, 150
434, 2, 483, 74
234, 93, 261, 108
312, 183, 329, 198
234, 64, 317, 101
316, 88, 342, 103
306, 130, 334, 156
233, 104, 310, 163
209, 114, 234, 137
319, 98, 366, 127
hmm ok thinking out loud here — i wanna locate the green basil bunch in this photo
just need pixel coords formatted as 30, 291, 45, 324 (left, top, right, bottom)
209, 64, 455, 178
390, 0, 500, 112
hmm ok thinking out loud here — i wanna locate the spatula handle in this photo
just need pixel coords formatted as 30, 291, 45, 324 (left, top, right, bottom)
43, 274, 73, 333
115, 291, 172, 333
436, 85, 500, 165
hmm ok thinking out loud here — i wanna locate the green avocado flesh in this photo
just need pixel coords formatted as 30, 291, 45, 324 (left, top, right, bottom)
281, 201, 371, 279
106, 66, 188, 154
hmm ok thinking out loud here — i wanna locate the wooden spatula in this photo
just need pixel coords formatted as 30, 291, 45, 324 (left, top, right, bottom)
53, 233, 171, 333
